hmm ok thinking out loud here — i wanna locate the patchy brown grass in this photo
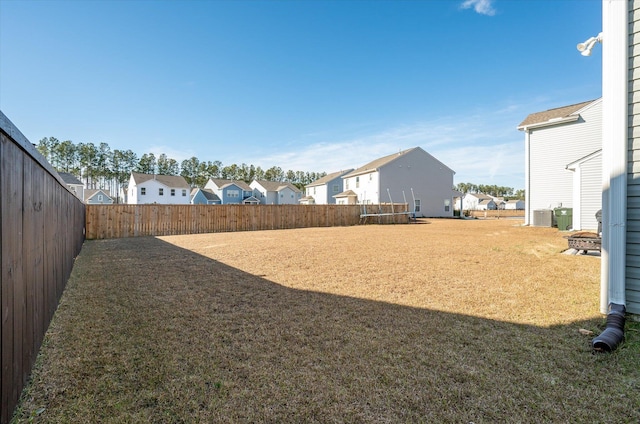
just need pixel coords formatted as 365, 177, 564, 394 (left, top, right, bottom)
13, 219, 640, 423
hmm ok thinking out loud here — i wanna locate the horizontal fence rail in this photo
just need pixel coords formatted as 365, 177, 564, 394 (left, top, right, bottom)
86, 203, 410, 239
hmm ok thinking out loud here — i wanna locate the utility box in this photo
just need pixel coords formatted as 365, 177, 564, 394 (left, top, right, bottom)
554, 208, 573, 231
533, 209, 553, 227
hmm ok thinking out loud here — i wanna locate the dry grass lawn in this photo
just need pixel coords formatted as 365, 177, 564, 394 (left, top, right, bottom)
13, 218, 640, 423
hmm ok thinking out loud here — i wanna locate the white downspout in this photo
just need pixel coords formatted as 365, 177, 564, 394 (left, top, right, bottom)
524, 129, 531, 226
600, 0, 628, 313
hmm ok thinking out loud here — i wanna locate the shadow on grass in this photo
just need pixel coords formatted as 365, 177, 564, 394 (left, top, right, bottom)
13, 237, 640, 423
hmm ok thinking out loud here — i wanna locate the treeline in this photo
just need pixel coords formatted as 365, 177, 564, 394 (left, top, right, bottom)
36, 137, 326, 195
455, 182, 524, 200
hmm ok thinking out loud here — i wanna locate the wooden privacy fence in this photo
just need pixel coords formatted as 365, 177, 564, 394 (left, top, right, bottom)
86, 203, 411, 239
1, 112, 85, 424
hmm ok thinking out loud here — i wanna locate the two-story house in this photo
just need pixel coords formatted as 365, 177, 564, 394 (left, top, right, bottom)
300, 169, 353, 205
335, 147, 455, 218
127, 172, 191, 204
204, 179, 257, 204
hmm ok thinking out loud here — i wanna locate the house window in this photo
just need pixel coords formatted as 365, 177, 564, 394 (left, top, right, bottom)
159, 188, 164, 196
182, 189, 187, 196
333, 184, 339, 193
415, 199, 421, 212
280, 193, 283, 198
356, 177, 360, 188
313, 187, 316, 195
369, 174, 373, 181
171, 189, 176, 196
228, 190, 239, 198
97, 195, 103, 202
141, 187, 146, 195
345, 180, 349, 189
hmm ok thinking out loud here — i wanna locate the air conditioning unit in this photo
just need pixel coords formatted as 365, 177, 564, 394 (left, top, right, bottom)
533, 209, 553, 227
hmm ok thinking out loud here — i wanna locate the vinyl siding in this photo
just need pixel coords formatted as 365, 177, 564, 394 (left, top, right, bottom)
527, 101, 602, 225
580, 154, 602, 231
377, 149, 454, 218
627, 0, 640, 314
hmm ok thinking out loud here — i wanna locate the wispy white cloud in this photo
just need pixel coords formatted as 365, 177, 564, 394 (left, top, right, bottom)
460, 0, 497, 16
242, 104, 527, 190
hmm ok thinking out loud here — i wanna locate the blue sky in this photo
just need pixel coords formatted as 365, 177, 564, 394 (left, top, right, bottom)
1, 0, 602, 189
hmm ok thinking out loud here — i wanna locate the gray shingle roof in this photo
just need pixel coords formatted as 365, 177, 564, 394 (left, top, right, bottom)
253, 180, 301, 193
131, 172, 190, 189
306, 169, 354, 188
343, 148, 419, 178
518, 99, 598, 128
333, 190, 357, 198
58, 172, 83, 185
208, 179, 252, 191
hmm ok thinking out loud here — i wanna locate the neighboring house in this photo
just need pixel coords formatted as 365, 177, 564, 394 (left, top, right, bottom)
461, 193, 497, 211
191, 188, 220, 205
127, 172, 190, 204
83, 189, 113, 204
302, 169, 353, 205
204, 179, 254, 204
333, 190, 358, 205
599, 0, 639, 315
518, 98, 602, 231
503, 199, 525, 210
58, 172, 84, 200
336, 147, 455, 218
250, 180, 302, 205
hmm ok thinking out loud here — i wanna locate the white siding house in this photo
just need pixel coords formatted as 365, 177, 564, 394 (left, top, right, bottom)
337, 147, 455, 218
503, 199, 525, 210
518, 98, 602, 230
461, 193, 497, 211
127, 172, 190, 205
301, 169, 353, 205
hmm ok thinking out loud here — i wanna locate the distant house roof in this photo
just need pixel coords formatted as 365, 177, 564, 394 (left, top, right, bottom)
131, 172, 190, 189
191, 188, 220, 202
306, 169, 354, 188
478, 199, 495, 205
253, 180, 301, 193
209, 179, 252, 191
84, 189, 112, 202
333, 190, 358, 198
343, 146, 453, 178
58, 172, 83, 186
466, 193, 493, 201
517, 99, 599, 129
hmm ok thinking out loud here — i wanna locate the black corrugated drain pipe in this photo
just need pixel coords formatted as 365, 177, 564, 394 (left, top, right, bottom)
592, 303, 626, 353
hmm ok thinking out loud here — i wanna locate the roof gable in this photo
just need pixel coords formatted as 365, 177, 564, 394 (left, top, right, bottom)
83, 189, 112, 201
